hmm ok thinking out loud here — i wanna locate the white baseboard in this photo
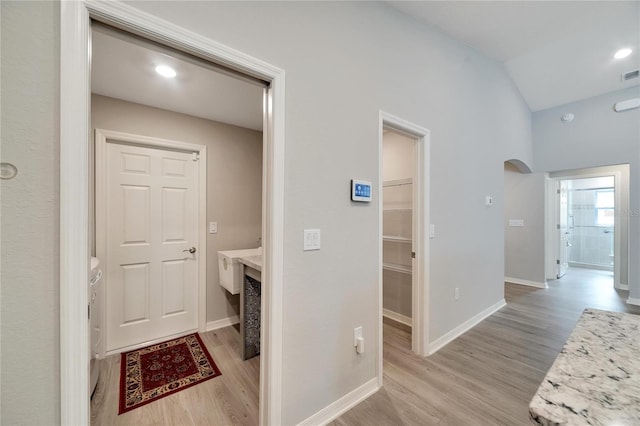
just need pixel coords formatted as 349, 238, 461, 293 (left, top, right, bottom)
627, 297, 640, 306
428, 299, 506, 356
504, 277, 548, 289
297, 378, 379, 426
616, 283, 630, 291
383, 309, 412, 327
206, 316, 239, 332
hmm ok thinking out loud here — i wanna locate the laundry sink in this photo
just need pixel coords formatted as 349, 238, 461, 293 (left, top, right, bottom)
217, 247, 262, 294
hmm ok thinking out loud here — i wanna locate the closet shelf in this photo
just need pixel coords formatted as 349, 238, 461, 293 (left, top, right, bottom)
383, 178, 412, 187
383, 207, 412, 212
383, 235, 412, 243
383, 262, 412, 274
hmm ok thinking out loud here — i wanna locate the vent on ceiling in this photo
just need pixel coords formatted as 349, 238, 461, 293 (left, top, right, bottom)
622, 69, 639, 81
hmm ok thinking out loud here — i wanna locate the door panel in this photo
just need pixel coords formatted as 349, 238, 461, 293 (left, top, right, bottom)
105, 141, 198, 352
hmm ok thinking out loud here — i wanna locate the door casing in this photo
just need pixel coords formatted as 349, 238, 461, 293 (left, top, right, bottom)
546, 167, 626, 289
378, 111, 431, 388
60, 2, 286, 425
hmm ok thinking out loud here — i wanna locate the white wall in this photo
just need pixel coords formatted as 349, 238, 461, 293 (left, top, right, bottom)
122, 3, 531, 423
504, 163, 547, 285
534, 87, 639, 299
1, 2, 60, 424
91, 95, 263, 323
1, 2, 533, 424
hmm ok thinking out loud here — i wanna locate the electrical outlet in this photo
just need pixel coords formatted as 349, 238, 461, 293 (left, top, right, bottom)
454, 287, 460, 300
354, 326, 363, 347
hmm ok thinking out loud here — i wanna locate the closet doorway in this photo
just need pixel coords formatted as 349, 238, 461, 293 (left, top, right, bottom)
378, 112, 430, 382
382, 130, 415, 337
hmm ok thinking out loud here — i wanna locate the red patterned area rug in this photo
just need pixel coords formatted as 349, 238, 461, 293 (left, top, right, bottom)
119, 333, 221, 414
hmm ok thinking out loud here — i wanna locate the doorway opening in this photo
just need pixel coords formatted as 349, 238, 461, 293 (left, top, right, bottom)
60, 3, 285, 425
378, 112, 430, 385
381, 129, 415, 347
546, 165, 629, 291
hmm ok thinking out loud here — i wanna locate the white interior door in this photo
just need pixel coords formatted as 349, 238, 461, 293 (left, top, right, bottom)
104, 140, 199, 353
557, 180, 570, 278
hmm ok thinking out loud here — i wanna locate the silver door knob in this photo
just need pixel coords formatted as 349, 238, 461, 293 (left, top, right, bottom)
183, 247, 196, 254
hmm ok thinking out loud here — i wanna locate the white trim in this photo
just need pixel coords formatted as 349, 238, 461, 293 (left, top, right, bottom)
504, 277, 548, 289
60, 2, 91, 424
428, 299, 506, 355
296, 378, 380, 426
206, 316, 240, 331
61, 3, 286, 425
383, 309, 412, 327
618, 283, 630, 291
95, 129, 208, 355
627, 297, 640, 306
379, 111, 431, 369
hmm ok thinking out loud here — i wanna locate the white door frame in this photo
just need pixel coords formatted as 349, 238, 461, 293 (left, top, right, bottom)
378, 111, 430, 386
60, 2, 285, 425
95, 129, 208, 356
546, 167, 625, 289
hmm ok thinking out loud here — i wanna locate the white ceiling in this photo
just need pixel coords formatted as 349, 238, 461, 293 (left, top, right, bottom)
91, 27, 264, 131
389, 1, 640, 111
92, 2, 639, 125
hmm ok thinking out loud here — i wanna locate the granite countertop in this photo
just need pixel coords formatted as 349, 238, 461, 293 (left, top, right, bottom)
529, 308, 640, 425
239, 255, 262, 272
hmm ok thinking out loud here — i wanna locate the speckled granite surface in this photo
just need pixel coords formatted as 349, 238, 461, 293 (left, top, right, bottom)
529, 308, 640, 425
243, 274, 261, 360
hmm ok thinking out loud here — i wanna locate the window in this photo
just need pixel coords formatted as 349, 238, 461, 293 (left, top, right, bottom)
595, 190, 614, 226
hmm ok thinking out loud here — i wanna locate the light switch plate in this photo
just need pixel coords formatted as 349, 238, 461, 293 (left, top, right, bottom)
509, 219, 525, 227
209, 222, 218, 234
304, 229, 321, 251
429, 224, 435, 238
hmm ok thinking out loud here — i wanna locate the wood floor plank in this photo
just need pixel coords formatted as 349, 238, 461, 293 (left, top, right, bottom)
335, 267, 640, 425
93, 267, 639, 425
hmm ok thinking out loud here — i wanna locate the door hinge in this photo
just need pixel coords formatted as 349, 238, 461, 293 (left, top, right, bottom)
192, 152, 200, 161
557, 189, 561, 194
556, 259, 560, 265
557, 224, 560, 230
411, 251, 416, 259
88, 304, 91, 319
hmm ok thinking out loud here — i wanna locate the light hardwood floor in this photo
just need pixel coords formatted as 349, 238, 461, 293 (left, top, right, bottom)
332, 268, 640, 425
92, 268, 639, 425
90, 325, 260, 426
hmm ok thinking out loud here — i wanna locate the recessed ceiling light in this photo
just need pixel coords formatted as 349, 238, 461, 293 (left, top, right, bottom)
614, 48, 632, 59
155, 65, 176, 78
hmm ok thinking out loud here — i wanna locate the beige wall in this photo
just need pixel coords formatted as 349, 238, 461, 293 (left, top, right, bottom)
503, 163, 547, 284
91, 94, 262, 323
1, 1, 61, 423
2, 2, 535, 424
534, 87, 639, 298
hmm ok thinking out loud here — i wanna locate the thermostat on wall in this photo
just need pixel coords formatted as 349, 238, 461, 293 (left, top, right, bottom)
351, 179, 372, 202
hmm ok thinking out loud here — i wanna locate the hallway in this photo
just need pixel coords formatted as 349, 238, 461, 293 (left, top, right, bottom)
332, 278, 639, 425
